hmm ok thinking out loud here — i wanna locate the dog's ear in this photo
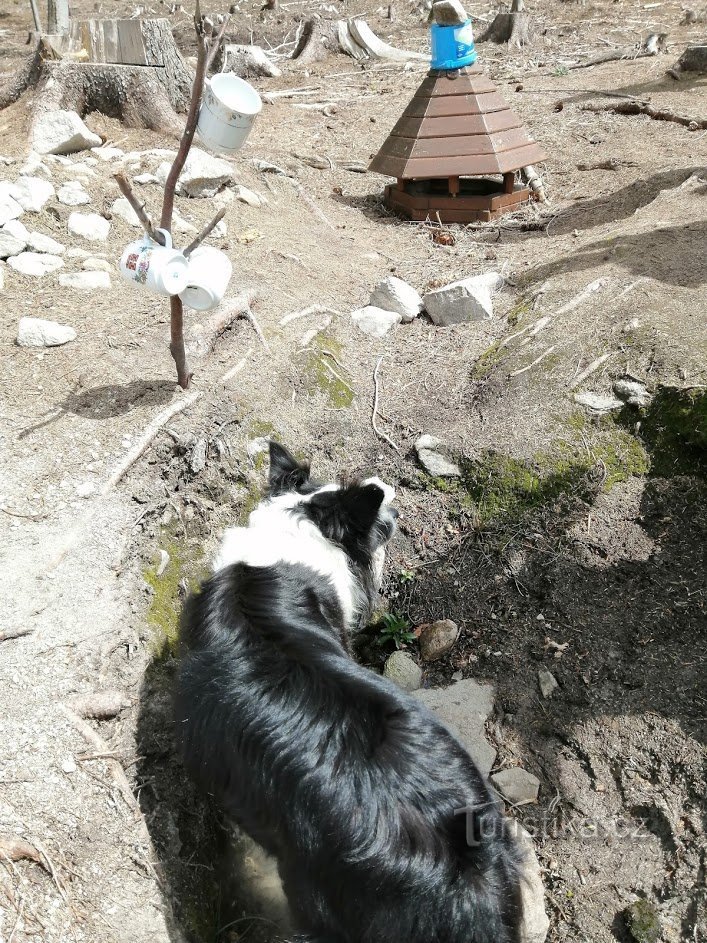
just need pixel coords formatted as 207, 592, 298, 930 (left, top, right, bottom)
338, 483, 385, 534
308, 482, 385, 538
268, 442, 311, 494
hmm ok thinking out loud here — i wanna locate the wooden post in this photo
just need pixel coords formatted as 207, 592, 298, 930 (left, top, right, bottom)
503, 172, 515, 194
47, 0, 69, 35
397, 177, 406, 193
449, 175, 460, 198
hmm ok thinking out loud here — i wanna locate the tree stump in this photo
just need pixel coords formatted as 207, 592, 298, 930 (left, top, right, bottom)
0, 19, 195, 137
478, 0, 535, 48
292, 17, 341, 63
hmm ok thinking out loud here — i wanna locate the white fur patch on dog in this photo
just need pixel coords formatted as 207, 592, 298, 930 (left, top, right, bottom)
213, 488, 357, 626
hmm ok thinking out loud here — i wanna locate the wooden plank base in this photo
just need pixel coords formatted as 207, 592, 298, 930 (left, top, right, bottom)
383, 182, 532, 223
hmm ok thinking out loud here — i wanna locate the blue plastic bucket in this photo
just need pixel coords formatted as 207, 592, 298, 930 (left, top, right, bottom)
430, 20, 477, 70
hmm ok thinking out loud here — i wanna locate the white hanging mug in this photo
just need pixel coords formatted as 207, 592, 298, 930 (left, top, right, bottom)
119, 229, 189, 297
197, 74, 262, 156
179, 246, 233, 312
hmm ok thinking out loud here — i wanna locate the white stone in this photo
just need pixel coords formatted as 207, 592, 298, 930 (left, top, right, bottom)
573, 391, 623, 413
82, 257, 112, 272
45, 154, 73, 166
90, 146, 125, 161
59, 271, 111, 290
351, 305, 401, 338
18, 152, 51, 177
8, 252, 64, 277
110, 197, 141, 227
133, 172, 159, 185
26, 231, 66, 255
172, 210, 197, 234
369, 275, 423, 322
17, 316, 76, 347
538, 668, 559, 699
0, 156, 14, 165
613, 378, 651, 407
75, 481, 97, 498
0, 194, 24, 227
68, 212, 110, 241
61, 757, 77, 774
414, 435, 461, 478
57, 181, 91, 206
0, 231, 26, 259
155, 146, 234, 197
515, 824, 551, 943
10, 176, 55, 212
32, 110, 102, 156
423, 271, 503, 326
491, 768, 540, 805
383, 651, 422, 692
232, 184, 267, 207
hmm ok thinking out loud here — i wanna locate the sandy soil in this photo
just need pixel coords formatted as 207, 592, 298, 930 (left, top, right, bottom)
0, 1, 705, 942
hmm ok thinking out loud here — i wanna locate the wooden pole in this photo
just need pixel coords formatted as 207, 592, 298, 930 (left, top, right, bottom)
47, 0, 69, 34
28, 0, 42, 32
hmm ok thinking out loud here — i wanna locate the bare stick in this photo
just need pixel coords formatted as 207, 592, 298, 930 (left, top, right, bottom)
183, 208, 226, 256
509, 345, 557, 378
104, 392, 202, 491
28, 0, 42, 32
221, 347, 254, 383
581, 99, 707, 131
187, 289, 259, 357
568, 352, 613, 390
169, 296, 192, 390
244, 307, 270, 351
372, 357, 400, 452
60, 705, 146, 828
114, 173, 161, 243
0, 627, 34, 643
0, 838, 45, 869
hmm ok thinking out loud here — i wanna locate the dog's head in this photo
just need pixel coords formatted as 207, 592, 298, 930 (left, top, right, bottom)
267, 442, 398, 572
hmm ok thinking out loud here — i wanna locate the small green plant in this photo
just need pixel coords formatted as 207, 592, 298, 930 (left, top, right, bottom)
553, 65, 569, 76
376, 612, 416, 649
399, 568, 415, 583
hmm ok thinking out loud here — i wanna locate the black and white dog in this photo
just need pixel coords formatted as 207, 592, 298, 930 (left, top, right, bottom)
175, 442, 523, 943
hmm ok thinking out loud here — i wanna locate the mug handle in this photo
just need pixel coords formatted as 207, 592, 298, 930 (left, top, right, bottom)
154, 228, 173, 250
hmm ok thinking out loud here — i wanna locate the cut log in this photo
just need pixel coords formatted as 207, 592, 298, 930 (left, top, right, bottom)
478, 0, 535, 47
215, 43, 281, 77
667, 43, 707, 79
292, 17, 341, 63
0, 19, 194, 138
569, 32, 667, 69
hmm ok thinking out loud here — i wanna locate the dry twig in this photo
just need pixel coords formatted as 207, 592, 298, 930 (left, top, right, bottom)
113, 173, 161, 243
569, 352, 613, 390
0, 627, 34, 643
509, 345, 557, 378
183, 208, 227, 256
371, 357, 400, 452
581, 99, 707, 131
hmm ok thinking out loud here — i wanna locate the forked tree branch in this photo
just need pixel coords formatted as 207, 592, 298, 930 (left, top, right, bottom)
113, 172, 162, 243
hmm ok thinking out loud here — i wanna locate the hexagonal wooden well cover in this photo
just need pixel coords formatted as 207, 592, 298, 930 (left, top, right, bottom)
369, 65, 546, 223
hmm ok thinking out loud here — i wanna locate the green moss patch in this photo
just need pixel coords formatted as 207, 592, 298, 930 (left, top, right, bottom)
628, 386, 707, 477
143, 535, 206, 657
303, 331, 354, 408
624, 899, 661, 943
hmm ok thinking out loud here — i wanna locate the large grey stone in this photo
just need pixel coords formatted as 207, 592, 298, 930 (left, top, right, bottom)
514, 824, 551, 943
0, 231, 26, 259
415, 679, 497, 778
8, 252, 64, 277
491, 767, 540, 806
17, 316, 76, 347
369, 275, 423, 322
68, 212, 110, 241
57, 181, 91, 206
415, 434, 462, 478
155, 146, 234, 197
423, 272, 503, 325
351, 305, 401, 337
110, 197, 141, 227
32, 109, 102, 155
418, 619, 460, 662
26, 231, 66, 255
383, 651, 422, 692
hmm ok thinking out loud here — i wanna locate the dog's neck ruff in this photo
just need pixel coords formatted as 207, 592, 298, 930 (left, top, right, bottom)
213, 490, 356, 627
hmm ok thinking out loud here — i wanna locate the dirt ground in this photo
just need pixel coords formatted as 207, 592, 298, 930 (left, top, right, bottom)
0, 1, 705, 942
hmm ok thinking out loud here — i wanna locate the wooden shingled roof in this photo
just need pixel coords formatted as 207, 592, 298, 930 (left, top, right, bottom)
369, 67, 545, 180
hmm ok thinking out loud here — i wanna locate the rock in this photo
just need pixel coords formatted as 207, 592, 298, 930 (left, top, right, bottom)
9, 176, 55, 213
573, 391, 623, 413
247, 436, 270, 461
623, 317, 641, 332
59, 271, 111, 290
57, 181, 91, 206
613, 378, 652, 407
414, 434, 462, 478
423, 272, 503, 326
351, 305, 401, 337
133, 172, 159, 185
8, 252, 64, 277
416, 679, 497, 778
76, 481, 97, 498
156, 549, 170, 577
418, 619, 460, 662
71, 689, 129, 720
233, 184, 268, 207
624, 898, 661, 943
82, 257, 112, 272
369, 275, 423, 322
671, 43, 707, 75
172, 210, 198, 234
514, 824, 550, 943
0, 231, 26, 259
45, 154, 73, 166
218, 43, 282, 78
538, 668, 559, 699
432, 0, 469, 26
32, 109, 102, 155
491, 767, 540, 805
26, 231, 66, 255
383, 651, 422, 692
189, 438, 208, 474
17, 316, 76, 347
18, 152, 51, 177
68, 212, 110, 241
0, 194, 24, 227
251, 158, 293, 177
61, 757, 77, 774
110, 196, 141, 227
155, 147, 234, 197
90, 146, 125, 161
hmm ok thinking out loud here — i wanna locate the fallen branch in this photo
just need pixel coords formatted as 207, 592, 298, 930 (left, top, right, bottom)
279, 304, 340, 326
70, 690, 130, 720
568, 352, 613, 390
372, 356, 400, 452
221, 347, 253, 383
521, 164, 547, 203
183, 207, 226, 256
0, 838, 47, 870
581, 99, 707, 130
569, 33, 668, 70
187, 289, 259, 356
509, 345, 557, 378
113, 172, 162, 244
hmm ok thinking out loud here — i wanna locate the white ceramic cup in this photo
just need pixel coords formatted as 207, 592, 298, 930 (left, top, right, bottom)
179, 246, 233, 312
119, 229, 189, 297
197, 74, 262, 156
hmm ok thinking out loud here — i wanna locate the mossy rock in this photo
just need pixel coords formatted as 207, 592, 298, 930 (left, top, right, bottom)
624, 898, 661, 943
631, 386, 707, 477
303, 331, 354, 408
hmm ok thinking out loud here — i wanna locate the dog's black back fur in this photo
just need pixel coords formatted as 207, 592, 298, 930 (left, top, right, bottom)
175, 446, 523, 943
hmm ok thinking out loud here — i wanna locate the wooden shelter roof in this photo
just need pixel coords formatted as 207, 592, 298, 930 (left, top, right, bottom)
369, 67, 545, 179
